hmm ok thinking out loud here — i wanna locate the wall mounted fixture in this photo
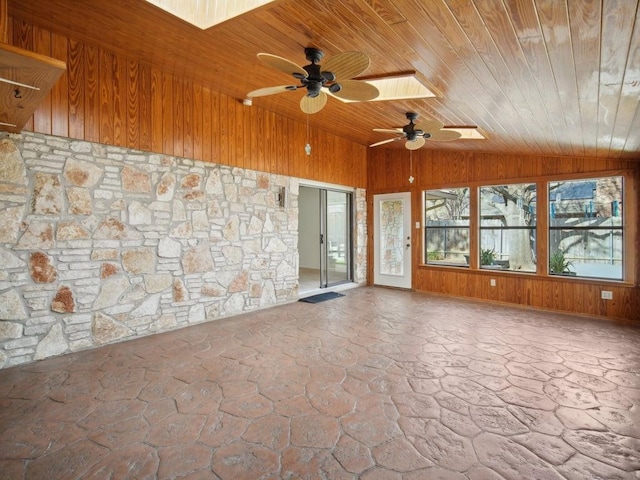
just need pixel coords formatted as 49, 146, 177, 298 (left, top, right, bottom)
277, 187, 286, 207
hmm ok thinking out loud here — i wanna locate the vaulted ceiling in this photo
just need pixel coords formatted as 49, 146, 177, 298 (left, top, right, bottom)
8, 0, 640, 159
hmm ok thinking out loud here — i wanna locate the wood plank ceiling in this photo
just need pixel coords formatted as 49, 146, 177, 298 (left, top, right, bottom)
8, 0, 640, 159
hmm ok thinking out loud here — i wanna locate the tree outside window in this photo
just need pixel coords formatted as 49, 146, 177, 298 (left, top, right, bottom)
424, 188, 470, 266
480, 183, 536, 272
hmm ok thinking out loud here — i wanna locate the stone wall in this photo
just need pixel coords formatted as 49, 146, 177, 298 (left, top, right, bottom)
354, 188, 368, 284
0, 131, 365, 369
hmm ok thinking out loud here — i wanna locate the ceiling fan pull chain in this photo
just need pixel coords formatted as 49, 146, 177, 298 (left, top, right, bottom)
409, 149, 414, 184
305, 113, 311, 156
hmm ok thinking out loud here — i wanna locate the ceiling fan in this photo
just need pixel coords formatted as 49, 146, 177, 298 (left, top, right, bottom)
246, 47, 379, 114
370, 112, 462, 149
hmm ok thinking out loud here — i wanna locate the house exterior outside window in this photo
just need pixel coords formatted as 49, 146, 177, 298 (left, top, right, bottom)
548, 176, 623, 280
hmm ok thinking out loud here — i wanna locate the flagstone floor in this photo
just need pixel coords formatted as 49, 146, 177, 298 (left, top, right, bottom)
1, 286, 639, 479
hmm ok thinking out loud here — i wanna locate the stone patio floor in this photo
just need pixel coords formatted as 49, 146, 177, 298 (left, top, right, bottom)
0, 286, 639, 479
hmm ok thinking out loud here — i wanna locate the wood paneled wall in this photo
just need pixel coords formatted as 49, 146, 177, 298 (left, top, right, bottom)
8, 18, 367, 188
368, 148, 640, 323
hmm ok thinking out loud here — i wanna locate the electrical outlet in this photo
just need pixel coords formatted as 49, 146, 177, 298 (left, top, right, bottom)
490, 279, 496, 287
601, 290, 613, 300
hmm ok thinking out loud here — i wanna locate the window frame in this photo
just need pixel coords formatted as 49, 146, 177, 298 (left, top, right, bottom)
478, 182, 537, 274
418, 169, 635, 286
547, 175, 625, 281
422, 187, 471, 268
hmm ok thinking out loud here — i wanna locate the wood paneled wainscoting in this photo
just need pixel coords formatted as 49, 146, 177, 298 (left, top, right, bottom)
368, 149, 640, 323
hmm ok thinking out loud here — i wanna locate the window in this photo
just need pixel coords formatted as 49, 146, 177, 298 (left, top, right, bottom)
424, 188, 470, 266
479, 183, 536, 273
548, 176, 623, 280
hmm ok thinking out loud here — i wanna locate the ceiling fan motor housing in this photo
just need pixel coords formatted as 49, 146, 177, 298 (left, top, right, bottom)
403, 112, 427, 139
301, 50, 340, 98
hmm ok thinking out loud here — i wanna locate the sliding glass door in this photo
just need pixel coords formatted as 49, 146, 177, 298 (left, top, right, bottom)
321, 189, 352, 287
298, 186, 353, 292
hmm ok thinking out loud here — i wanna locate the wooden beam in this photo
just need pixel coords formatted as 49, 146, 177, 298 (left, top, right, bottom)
0, 0, 8, 44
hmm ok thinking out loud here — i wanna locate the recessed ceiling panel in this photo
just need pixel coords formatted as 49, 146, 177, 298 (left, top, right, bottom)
146, 0, 275, 29
331, 73, 436, 103
443, 127, 486, 139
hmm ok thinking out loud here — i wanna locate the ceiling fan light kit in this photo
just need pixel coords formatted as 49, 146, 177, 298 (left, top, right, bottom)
246, 47, 379, 114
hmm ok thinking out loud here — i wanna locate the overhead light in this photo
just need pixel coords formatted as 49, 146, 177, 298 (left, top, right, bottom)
145, 0, 276, 29
442, 127, 486, 139
330, 72, 436, 103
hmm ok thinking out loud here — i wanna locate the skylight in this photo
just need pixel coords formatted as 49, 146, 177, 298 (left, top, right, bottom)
146, 0, 276, 29
331, 73, 436, 103
442, 127, 486, 139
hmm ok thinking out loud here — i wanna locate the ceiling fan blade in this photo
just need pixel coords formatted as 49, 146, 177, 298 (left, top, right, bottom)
323, 51, 370, 80
331, 79, 379, 102
300, 91, 328, 114
406, 136, 426, 150
369, 138, 400, 147
427, 130, 463, 141
257, 53, 307, 78
373, 128, 403, 133
414, 119, 445, 134
247, 85, 296, 97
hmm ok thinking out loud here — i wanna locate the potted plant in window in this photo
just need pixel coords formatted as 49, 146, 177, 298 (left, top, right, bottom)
480, 248, 496, 266
427, 251, 445, 262
549, 249, 575, 275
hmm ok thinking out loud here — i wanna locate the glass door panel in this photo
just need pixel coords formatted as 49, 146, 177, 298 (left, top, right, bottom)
324, 190, 351, 285
373, 192, 412, 289
299, 186, 353, 293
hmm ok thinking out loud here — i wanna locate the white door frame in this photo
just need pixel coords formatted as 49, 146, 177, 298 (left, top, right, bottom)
298, 181, 356, 295
373, 192, 412, 289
